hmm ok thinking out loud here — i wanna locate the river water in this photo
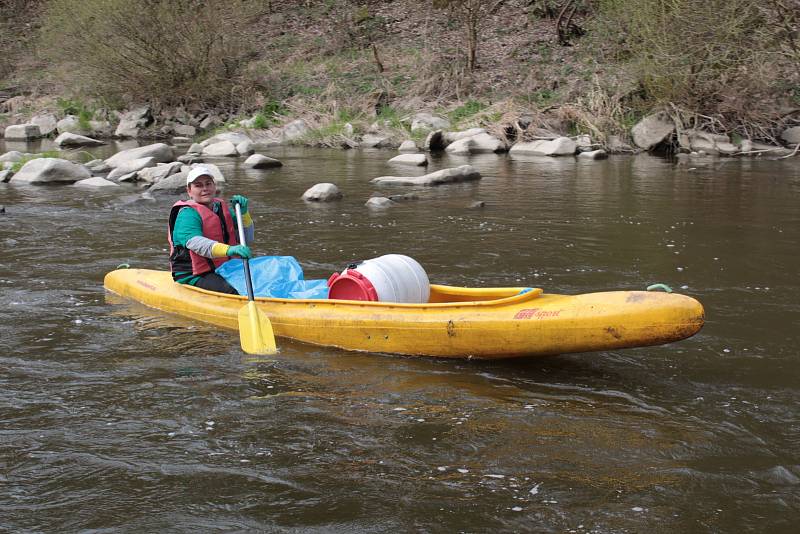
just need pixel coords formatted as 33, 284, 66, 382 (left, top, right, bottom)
1, 139, 798, 532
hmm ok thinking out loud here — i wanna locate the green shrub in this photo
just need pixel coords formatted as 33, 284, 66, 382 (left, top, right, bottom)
39, 0, 258, 110
592, 0, 790, 126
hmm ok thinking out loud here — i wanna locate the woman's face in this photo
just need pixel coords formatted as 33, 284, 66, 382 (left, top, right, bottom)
187, 175, 216, 206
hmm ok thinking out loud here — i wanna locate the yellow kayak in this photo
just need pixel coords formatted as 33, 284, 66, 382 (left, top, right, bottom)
103, 269, 704, 359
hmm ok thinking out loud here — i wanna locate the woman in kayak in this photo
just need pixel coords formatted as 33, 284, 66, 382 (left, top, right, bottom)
167, 166, 253, 294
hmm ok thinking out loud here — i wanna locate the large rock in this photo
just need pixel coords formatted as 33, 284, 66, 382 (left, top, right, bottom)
137, 161, 183, 183
0, 151, 24, 163
74, 177, 120, 188
388, 154, 428, 166
56, 115, 89, 135
371, 165, 481, 186
9, 158, 91, 184
780, 126, 800, 145
282, 119, 309, 142
107, 157, 158, 181
366, 197, 395, 209
4, 124, 41, 141
509, 137, 576, 156
54, 132, 105, 147
361, 134, 393, 148
467, 132, 505, 153
444, 128, 486, 143
236, 140, 254, 156
398, 140, 418, 153
30, 114, 58, 136
445, 138, 474, 155
302, 183, 342, 201
199, 132, 252, 148
105, 143, 174, 169
410, 112, 450, 132
631, 112, 675, 150
244, 154, 283, 169
577, 149, 608, 160
203, 141, 239, 157
148, 162, 226, 193
114, 107, 152, 138
684, 130, 736, 155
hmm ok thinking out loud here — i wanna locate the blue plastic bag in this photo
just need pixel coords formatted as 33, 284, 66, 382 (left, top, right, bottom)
216, 256, 330, 299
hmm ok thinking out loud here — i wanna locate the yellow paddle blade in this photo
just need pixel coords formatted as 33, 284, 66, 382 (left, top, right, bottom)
238, 301, 277, 355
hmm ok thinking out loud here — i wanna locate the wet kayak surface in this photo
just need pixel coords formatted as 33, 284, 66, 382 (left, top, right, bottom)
1, 144, 798, 531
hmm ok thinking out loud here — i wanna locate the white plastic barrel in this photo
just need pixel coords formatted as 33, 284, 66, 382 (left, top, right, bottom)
349, 254, 430, 303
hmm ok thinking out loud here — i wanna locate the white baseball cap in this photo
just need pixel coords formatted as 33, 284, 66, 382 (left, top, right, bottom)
186, 166, 215, 186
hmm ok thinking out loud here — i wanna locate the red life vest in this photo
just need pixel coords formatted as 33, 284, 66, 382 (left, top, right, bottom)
167, 199, 239, 276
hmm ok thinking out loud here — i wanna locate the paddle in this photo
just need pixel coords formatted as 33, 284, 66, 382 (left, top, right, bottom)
233, 201, 277, 354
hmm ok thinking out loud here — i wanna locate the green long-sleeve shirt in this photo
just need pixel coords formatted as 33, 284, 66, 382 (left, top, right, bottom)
172, 201, 254, 285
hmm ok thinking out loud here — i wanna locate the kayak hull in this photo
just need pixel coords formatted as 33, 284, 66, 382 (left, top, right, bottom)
104, 269, 705, 359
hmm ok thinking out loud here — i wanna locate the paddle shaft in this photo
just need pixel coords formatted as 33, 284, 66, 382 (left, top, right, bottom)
233, 203, 255, 301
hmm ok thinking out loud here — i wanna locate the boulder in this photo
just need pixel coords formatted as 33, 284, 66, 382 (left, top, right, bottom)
371, 165, 481, 186
4, 124, 41, 141
236, 140, 254, 156
107, 157, 158, 181
56, 115, 89, 135
114, 107, 152, 138
9, 158, 91, 184
445, 138, 474, 155
244, 154, 283, 169
410, 112, 450, 132
302, 183, 342, 201
148, 172, 188, 193
780, 126, 800, 145
509, 137, 576, 156
366, 197, 395, 209
137, 162, 183, 183
203, 141, 239, 157
388, 154, 428, 166
30, 114, 58, 136
282, 119, 309, 142
188, 143, 204, 154
0, 169, 11, 182
200, 132, 252, 148
105, 143, 174, 169
631, 112, 675, 150
577, 149, 608, 160
444, 128, 486, 143
685, 130, 734, 155
398, 140, 418, 153
469, 132, 505, 153
74, 177, 119, 188
361, 134, 393, 148
54, 132, 105, 147
0, 151, 24, 163
85, 159, 111, 173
